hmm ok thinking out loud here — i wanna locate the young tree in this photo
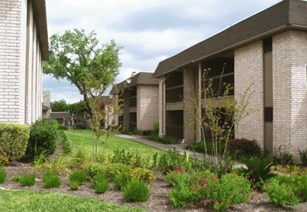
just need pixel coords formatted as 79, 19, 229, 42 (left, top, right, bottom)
44, 29, 121, 161
51, 99, 69, 112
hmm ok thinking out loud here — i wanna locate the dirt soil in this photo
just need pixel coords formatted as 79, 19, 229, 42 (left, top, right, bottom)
1, 163, 307, 212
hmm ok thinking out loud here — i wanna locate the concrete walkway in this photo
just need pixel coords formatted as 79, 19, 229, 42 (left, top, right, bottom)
116, 133, 206, 161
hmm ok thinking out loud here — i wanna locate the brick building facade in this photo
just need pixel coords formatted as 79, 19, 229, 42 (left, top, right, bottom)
154, 0, 307, 161
0, 0, 48, 124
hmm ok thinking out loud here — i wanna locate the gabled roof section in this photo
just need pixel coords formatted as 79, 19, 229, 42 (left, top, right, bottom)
110, 72, 158, 95
154, 0, 307, 78
32, 0, 49, 60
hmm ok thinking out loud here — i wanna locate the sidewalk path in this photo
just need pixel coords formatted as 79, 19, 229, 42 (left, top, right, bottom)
115, 134, 205, 161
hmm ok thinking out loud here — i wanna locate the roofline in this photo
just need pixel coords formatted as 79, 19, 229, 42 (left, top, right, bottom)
32, 0, 49, 60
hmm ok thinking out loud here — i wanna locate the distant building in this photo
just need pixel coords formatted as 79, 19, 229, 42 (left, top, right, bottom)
0, 0, 48, 124
111, 72, 159, 133
50, 112, 73, 127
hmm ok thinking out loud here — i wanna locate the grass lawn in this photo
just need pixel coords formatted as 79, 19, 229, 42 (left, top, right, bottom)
0, 189, 144, 212
65, 130, 162, 159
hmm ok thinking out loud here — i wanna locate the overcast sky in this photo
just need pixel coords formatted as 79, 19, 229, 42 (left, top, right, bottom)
44, 0, 281, 103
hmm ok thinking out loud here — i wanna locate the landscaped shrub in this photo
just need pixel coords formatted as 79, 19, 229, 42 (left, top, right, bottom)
58, 125, 68, 130
14, 173, 36, 187
228, 138, 261, 158
213, 173, 252, 211
110, 149, 149, 168
124, 180, 150, 202
92, 174, 109, 194
240, 156, 275, 189
157, 150, 184, 174
84, 162, 105, 178
25, 119, 59, 158
0, 123, 30, 164
69, 170, 87, 190
164, 170, 190, 187
266, 178, 300, 206
168, 185, 197, 207
299, 149, 307, 166
58, 130, 71, 155
106, 163, 130, 180
273, 151, 294, 165
114, 173, 132, 191
0, 167, 7, 183
130, 167, 154, 183
43, 170, 61, 188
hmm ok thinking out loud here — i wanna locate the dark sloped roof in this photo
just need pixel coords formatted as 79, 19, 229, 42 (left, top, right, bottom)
32, 0, 49, 60
110, 72, 158, 95
154, 0, 307, 77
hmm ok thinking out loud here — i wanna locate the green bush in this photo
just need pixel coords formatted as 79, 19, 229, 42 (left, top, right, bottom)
0, 167, 7, 183
273, 152, 294, 165
213, 173, 252, 211
84, 162, 105, 178
267, 178, 300, 206
240, 156, 275, 189
0, 123, 30, 164
157, 150, 184, 174
148, 131, 177, 144
168, 185, 197, 207
124, 180, 150, 202
58, 130, 71, 155
299, 149, 307, 166
130, 167, 154, 183
92, 174, 109, 194
69, 170, 87, 190
26, 119, 59, 158
114, 173, 132, 191
43, 170, 61, 188
228, 138, 261, 158
14, 173, 36, 187
186, 141, 224, 154
58, 125, 68, 130
164, 170, 190, 187
106, 163, 130, 180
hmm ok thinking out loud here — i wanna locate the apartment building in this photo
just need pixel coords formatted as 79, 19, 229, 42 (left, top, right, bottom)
154, 0, 307, 160
0, 0, 48, 124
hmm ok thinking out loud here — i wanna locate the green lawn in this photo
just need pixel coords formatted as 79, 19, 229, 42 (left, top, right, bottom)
0, 190, 144, 212
65, 130, 162, 159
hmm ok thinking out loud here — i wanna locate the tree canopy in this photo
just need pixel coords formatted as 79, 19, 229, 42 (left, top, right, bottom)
43, 29, 121, 118
51, 99, 69, 112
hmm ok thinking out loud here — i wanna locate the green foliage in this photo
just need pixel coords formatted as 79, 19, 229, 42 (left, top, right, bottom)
228, 138, 262, 158
130, 167, 154, 183
240, 156, 275, 189
190, 170, 219, 199
59, 125, 68, 131
69, 170, 87, 189
0, 167, 6, 183
110, 149, 134, 165
0, 123, 30, 164
84, 162, 105, 178
273, 152, 294, 165
186, 141, 225, 155
92, 174, 109, 194
14, 173, 36, 187
165, 170, 190, 187
51, 99, 69, 112
26, 119, 59, 158
114, 173, 132, 191
106, 163, 130, 180
43, 170, 61, 188
299, 149, 307, 166
58, 131, 72, 155
267, 178, 300, 206
168, 185, 196, 207
148, 132, 177, 144
157, 150, 184, 174
124, 180, 150, 202
213, 173, 252, 211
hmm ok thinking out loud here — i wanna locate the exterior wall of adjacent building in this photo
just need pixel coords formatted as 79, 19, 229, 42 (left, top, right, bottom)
0, 0, 44, 124
137, 85, 159, 131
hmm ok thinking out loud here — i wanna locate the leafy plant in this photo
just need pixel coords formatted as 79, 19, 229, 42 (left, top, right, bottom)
124, 180, 150, 202
130, 167, 154, 183
228, 138, 261, 158
213, 173, 252, 211
273, 151, 294, 165
58, 130, 71, 155
69, 170, 87, 189
168, 185, 197, 207
43, 170, 61, 188
106, 163, 130, 180
84, 162, 105, 178
157, 150, 184, 174
114, 173, 132, 191
164, 170, 190, 187
14, 173, 36, 187
92, 174, 109, 193
299, 149, 307, 166
0, 123, 30, 164
0, 167, 6, 183
240, 156, 275, 189
266, 178, 300, 206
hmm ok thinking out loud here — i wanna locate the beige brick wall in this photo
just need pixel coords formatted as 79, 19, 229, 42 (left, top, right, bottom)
0, 0, 43, 124
137, 85, 159, 131
234, 41, 264, 148
273, 30, 307, 161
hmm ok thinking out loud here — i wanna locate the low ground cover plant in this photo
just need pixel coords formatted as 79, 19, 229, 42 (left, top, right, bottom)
58, 130, 71, 155
0, 167, 6, 183
69, 170, 87, 190
14, 173, 35, 187
114, 172, 132, 191
92, 174, 109, 193
299, 149, 307, 166
43, 170, 61, 188
124, 180, 150, 202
